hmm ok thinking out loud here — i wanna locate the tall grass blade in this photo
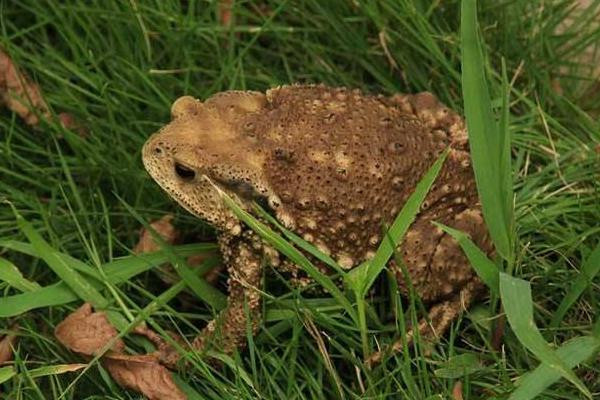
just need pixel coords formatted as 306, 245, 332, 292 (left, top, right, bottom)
499, 58, 513, 232
0, 283, 76, 317
172, 374, 210, 400
461, 0, 513, 260
0, 240, 216, 284
433, 353, 481, 379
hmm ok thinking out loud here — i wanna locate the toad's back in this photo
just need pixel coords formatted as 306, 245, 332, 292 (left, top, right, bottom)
234, 85, 468, 268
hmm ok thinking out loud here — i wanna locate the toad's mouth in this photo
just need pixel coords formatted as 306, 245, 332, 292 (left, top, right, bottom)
142, 154, 244, 234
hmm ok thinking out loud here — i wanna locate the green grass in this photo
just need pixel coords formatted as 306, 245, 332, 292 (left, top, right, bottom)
1, 0, 600, 399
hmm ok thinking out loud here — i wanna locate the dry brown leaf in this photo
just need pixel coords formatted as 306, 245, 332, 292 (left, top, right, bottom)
57, 111, 88, 137
133, 214, 182, 286
0, 49, 49, 126
218, 0, 233, 27
133, 214, 222, 287
55, 304, 187, 399
0, 49, 84, 133
133, 214, 179, 254
452, 381, 464, 400
55, 303, 124, 355
0, 325, 19, 364
187, 253, 223, 285
104, 354, 186, 400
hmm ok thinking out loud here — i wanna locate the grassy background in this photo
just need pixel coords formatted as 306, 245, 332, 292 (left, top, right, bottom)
1, 0, 599, 398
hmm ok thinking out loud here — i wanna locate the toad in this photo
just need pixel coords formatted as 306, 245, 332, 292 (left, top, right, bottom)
142, 84, 492, 361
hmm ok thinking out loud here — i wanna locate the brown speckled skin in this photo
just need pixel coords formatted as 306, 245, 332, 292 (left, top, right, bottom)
142, 84, 492, 361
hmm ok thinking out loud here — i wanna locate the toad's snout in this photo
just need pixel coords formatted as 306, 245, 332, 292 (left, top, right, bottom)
143, 134, 197, 183
143, 133, 169, 161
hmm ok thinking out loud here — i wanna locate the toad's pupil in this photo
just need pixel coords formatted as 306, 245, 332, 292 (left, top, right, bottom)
174, 163, 195, 180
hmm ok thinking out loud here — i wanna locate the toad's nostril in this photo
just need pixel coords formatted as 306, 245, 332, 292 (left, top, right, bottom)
154, 147, 162, 155
174, 162, 195, 181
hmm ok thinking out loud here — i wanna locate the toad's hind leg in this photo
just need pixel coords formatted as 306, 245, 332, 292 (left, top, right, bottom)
367, 207, 490, 366
192, 234, 263, 356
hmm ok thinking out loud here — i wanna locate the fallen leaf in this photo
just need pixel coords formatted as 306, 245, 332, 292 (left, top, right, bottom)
133, 214, 179, 254
0, 48, 83, 131
187, 253, 222, 285
133, 214, 182, 285
133, 214, 222, 286
0, 49, 49, 125
219, 0, 233, 27
551, 78, 564, 96
57, 111, 87, 137
452, 381, 464, 400
0, 325, 19, 364
104, 353, 186, 400
55, 303, 124, 355
55, 304, 187, 399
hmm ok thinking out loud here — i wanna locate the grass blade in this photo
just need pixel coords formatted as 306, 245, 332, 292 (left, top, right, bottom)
461, 0, 513, 260
0, 243, 217, 317
434, 222, 499, 294
218, 187, 357, 322
433, 353, 481, 379
0, 367, 16, 384
498, 58, 513, 230
499, 272, 592, 398
551, 243, 600, 327
0, 240, 216, 283
172, 374, 209, 400
27, 364, 87, 378
0, 283, 77, 317
360, 148, 448, 295
12, 208, 109, 309
253, 204, 342, 273
172, 259, 227, 310
0, 257, 41, 292
118, 200, 227, 310
510, 335, 600, 400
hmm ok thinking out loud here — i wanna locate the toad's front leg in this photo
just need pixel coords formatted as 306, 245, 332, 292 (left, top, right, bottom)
192, 233, 263, 356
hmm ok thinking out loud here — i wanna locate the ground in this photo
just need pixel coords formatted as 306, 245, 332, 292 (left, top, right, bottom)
0, 1, 599, 399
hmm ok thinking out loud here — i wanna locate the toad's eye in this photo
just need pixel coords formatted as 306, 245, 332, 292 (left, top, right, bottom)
174, 163, 195, 181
